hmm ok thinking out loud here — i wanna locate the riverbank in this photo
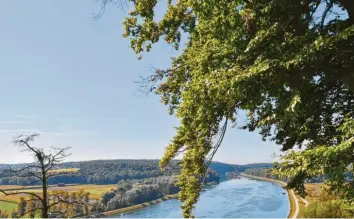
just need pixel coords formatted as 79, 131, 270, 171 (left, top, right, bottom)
103, 194, 178, 217
241, 173, 298, 219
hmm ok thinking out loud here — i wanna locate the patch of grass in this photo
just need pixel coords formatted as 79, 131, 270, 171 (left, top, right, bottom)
0, 185, 23, 190
0, 194, 23, 203
0, 184, 116, 203
0, 200, 17, 212
47, 168, 79, 174
46, 184, 116, 200
297, 197, 306, 218
305, 183, 322, 200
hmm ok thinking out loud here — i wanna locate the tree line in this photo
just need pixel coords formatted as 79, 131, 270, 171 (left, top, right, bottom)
244, 168, 353, 184
0, 160, 271, 186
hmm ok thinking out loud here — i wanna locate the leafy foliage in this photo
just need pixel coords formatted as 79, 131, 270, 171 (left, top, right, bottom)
105, 0, 354, 216
274, 118, 354, 202
302, 187, 354, 218
303, 200, 353, 218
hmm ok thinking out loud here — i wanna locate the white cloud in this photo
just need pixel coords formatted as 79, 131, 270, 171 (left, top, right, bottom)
13, 115, 39, 120
0, 129, 43, 134
0, 120, 29, 124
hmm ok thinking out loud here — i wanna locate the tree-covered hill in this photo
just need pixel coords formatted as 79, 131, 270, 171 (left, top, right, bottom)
0, 159, 271, 185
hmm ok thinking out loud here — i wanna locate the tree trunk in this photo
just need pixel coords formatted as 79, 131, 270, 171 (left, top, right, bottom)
40, 157, 49, 218
42, 180, 48, 218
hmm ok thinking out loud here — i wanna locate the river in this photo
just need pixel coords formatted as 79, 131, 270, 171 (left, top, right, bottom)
111, 177, 289, 218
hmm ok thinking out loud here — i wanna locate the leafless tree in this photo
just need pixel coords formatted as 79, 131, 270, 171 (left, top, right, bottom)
0, 133, 78, 218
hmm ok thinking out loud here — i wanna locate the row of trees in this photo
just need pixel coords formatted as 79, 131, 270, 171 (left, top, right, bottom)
2, 190, 92, 218
245, 167, 353, 187
244, 168, 289, 182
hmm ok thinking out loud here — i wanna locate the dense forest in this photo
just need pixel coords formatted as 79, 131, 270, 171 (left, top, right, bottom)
96, 170, 220, 212
0, 160, 271, 185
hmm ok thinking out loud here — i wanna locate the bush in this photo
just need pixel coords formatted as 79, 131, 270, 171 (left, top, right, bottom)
303, 200, 353, 218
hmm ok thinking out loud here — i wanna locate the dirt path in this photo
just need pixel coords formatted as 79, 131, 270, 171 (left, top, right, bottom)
290, 190, 299, 219
300, 197, 309, 207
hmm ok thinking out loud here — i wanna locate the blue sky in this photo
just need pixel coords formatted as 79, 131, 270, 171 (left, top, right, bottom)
0, 0, 281, 164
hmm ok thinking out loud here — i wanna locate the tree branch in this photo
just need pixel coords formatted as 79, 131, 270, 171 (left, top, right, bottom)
0, 190, 44, 204
321, 0, 334, 30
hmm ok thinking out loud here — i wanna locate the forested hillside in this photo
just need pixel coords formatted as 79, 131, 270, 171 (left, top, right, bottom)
0, 159, 271, 185
244, 168, 353, 184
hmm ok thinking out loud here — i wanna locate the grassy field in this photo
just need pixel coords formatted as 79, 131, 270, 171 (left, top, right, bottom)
0, 200, 17, 212
0, 184, 117, 204
0, 185, 28, 190
47, 168, 79, 174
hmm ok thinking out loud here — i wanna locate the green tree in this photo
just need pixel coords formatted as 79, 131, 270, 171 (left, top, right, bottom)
274, 118, 354, 200
99, 0, 354, 217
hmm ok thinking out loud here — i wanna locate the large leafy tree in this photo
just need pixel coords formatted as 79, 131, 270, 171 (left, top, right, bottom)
102, 0, 354, 217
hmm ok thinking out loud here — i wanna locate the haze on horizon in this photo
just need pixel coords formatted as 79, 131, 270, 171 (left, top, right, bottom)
0, 0, 282, 165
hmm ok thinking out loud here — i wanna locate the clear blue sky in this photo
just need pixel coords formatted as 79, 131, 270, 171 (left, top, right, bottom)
0, 0, 281, 164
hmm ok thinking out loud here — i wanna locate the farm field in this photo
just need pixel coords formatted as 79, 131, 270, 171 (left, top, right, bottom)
0, 200, 17, 212
0, 184, 117, 204
0, 185, 28, 190
47, 168, 79, 174
0, 183, 80, 192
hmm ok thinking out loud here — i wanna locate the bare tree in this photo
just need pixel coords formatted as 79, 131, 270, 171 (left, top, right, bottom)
0, 133, 75, 218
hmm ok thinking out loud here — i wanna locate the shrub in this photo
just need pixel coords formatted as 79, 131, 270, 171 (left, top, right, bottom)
303, 200, 353, 218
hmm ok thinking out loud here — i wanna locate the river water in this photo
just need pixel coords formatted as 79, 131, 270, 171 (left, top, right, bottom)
111, 178, 289, 218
